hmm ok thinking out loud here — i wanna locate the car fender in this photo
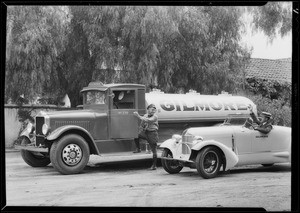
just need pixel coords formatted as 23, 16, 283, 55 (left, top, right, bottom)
192, 140, 239, 170
46, 125, 99, 154
159, 138, 177, 153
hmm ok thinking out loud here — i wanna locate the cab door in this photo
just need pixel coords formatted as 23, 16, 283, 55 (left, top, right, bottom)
109, 89, 139, 139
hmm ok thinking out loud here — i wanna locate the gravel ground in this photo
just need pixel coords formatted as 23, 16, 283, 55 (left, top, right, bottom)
4, 151, 292, 211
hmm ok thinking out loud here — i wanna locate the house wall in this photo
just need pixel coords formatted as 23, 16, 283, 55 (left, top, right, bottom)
4, 104, 77, 148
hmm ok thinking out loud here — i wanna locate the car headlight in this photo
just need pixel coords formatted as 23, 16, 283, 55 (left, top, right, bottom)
192, 136, 203, 145
172, 134, 182, 143
42, 124, 49, 135
193, 136, 203, 141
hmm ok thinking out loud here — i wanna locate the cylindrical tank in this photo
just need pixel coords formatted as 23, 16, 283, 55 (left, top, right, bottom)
145, 91, 256, 123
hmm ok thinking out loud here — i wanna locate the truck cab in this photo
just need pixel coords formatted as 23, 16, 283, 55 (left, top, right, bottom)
15, 82, 146, 175
80, 82, 146, 139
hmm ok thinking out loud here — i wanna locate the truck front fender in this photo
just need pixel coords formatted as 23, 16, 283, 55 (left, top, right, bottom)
46, 125, 99, 154
192, 140, 239, 171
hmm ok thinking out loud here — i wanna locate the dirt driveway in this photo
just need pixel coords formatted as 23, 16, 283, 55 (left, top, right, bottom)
5, 151, 291, 211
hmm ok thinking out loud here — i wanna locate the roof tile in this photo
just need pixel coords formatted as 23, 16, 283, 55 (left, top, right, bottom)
245, 58, 291, 83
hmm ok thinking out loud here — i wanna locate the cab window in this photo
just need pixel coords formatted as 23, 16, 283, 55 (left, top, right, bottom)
112, 90, 135, 109
83, 91, 106, 105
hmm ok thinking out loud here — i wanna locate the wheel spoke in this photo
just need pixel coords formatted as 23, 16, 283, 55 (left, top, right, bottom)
203, 152, 218, 173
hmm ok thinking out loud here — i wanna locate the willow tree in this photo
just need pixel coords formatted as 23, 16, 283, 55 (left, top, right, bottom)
5, 4, 292, 107
248, 2, 292, 41
5, 6, 71, 103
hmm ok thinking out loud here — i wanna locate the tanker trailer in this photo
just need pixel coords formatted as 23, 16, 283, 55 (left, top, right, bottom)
145, 90, 256, 142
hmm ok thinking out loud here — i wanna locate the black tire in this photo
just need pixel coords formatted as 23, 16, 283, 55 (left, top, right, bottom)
50, 134, 90, 175
20, 137, 51, 167
161, 148, 183, 174
262, 164, 274, 167
196, 147, 222, 179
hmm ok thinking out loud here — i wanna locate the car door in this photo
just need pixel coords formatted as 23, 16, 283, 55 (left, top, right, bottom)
251, 130, 272, 153
234, 126, 252, 155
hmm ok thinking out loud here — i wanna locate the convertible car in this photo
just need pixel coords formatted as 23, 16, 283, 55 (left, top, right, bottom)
160, 114, 291, 179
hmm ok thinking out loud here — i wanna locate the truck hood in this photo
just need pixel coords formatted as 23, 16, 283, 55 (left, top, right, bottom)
36, 109, 105, 120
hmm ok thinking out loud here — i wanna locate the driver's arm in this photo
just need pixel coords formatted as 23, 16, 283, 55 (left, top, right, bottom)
254, 125, 272, 134
250, 112, 262, 125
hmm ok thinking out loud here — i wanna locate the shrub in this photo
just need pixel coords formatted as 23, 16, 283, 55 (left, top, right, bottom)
245, 94, 291, 127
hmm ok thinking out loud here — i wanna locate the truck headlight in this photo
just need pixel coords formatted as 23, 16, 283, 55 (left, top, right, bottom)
42, 124, 49, 135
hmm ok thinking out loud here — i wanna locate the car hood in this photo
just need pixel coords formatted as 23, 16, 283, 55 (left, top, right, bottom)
184, 126, 235, 141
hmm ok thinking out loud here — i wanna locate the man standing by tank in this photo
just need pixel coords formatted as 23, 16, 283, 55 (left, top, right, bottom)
133, 104, 159, 170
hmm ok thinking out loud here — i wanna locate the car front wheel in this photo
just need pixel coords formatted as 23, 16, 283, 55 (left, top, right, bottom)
50, 134, 90, 175
161, 148, 183, 174
196, 147, 222, 179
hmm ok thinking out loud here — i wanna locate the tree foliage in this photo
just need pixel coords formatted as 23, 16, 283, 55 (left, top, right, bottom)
6, 6, 71, 103
248, 2, 292, 41
5, 5, 292, 107
80, 6, 250, 95
245, 94, 291, 127
246, 77, 291, 104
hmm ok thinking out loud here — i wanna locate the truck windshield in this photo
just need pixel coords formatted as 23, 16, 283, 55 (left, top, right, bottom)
83, 91, 106, 105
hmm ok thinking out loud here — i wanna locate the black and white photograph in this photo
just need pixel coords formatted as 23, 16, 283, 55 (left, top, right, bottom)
2, 2, 297, 211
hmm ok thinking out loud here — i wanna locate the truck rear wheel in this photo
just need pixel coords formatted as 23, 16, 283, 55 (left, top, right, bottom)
20, 137, 51, 167
161, 148, 183, 174
196, 147, 222, 179
50, 134, 90, 175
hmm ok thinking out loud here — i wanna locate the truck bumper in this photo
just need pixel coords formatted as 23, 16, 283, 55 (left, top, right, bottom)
14, 145, 49, 153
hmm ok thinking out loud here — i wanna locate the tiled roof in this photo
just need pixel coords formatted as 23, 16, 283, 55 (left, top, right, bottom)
245, 58, 291, 83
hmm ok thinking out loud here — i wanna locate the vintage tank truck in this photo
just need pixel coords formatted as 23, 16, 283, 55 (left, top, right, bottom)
15, 81, 256, 175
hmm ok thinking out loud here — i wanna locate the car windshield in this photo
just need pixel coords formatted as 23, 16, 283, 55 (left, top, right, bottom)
222, 114, 249, 126
83, 91, 106, 105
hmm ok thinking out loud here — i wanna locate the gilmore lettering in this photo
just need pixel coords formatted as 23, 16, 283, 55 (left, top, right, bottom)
160, 100, 248, 112
160, 101, 175, 111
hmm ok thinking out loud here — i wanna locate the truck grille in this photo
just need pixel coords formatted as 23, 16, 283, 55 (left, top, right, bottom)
54, 121, 91, 131
36, 116, 45, 135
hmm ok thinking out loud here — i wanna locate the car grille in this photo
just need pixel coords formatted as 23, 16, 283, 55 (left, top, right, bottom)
182, 135, 194, 142
182, 135, 194, 154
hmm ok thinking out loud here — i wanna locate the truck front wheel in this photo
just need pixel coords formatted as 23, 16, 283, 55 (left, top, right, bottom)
50, 134, 90, 175
20, 137, 51, 167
